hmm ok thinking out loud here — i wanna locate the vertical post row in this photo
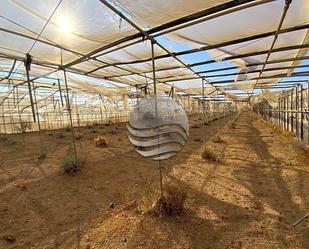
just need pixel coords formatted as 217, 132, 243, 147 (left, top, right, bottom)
202, 78, 206, 145
63, 69, 78, 161
32, 81, 44, 153
296, 86, 299, 140
284, 92, 286, 131
151, 40, 163, 196
300, 84, 304, 141
307, 81, 309, 144
290, 89, 293, 132
278, 97, 281, 128
7, 91, 14, 133
24, 53, 36, 122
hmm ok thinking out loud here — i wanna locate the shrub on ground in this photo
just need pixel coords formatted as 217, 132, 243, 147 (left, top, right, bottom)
201, 147, 220, 162
94, 136, 108, 147
0, 134, 8, 143
212, 135, 224, 143
60, 154, 86, 173
0, 134, 16, 145
74, 132, 83, 140
150, 183, 187, 216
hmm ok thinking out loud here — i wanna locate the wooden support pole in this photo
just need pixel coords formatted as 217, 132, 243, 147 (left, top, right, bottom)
58, 79, 64, 107
32, 81, 44, 153
63, 69, 78, 160
25, 53, 36, 122
1, 103, 6, 133
151, 40, 163, 196
202, 78, 206, 145
290, 88, 293, 132
16, 86, 22, 132
282, 96, 284, 129
57, 101, 63, 129
284, 92, 287, 130
74, 93, 80, 127
7, 95, 14, 134
296, 85, 299, 139
300, 84, 304, 140
307, 81, 309, 145
278, 97, 281, 128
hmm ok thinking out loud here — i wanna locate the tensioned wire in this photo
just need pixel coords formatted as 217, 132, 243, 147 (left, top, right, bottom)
7, 0, 63, 81
1, 14, 308, 101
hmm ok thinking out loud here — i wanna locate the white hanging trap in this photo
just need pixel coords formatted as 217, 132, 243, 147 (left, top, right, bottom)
127, 95, 189, 161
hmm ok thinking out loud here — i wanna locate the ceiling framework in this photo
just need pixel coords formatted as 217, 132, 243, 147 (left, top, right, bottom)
0, 0, 308, 111
248, 0, 292, 101
86, 23, 309, 75
63, 0, 260, 68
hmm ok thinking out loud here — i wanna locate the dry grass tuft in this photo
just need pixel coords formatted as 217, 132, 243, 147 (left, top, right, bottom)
201, 147, 220, 162
60, 154, 86, 173
193, 137, 202, 142
191, 124, 200, 128
212, 135, 224, 143
94, 135, 108, 147
37, 153, 46, 160
291, 141, 309, 163
0, 134, 16, 145
56, 132, 65, 139
267, 122, 296, 140
74, 132, 83, 140
150, 183, 187, 216
228, 122, 236, 129
0, 134, 8, 143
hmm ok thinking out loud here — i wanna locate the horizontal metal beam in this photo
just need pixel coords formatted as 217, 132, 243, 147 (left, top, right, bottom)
0, 26, 158, 86
197, 55, 309, 74
224, 84, 299, 90
64, 0, 257, 68
105, 54, 309, 79
149, 0, 257, 35
0, 51, 60, 69
0, 59, 16, 82
189, 43, 309, 67
0, 27, 81, 57
93, 0, 274, 60
157, 72, 309, 85
209, 71, 309, 85
201, 64, 309, 78
99, 0, 218, 96
90, 23, 309, 74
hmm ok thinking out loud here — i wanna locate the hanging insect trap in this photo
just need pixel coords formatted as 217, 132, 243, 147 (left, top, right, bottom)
127, 95, 189, 161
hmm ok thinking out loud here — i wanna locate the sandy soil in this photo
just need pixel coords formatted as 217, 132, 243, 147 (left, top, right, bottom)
0, 112, 308, 249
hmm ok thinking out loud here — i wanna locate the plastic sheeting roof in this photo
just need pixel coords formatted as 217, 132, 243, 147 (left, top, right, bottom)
0, 0, 309, 103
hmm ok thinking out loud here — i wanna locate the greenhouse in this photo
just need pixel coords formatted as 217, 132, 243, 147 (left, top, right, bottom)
0, 0, 308, 248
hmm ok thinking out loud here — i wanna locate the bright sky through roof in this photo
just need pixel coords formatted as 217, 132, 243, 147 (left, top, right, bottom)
57, 16, 73, 34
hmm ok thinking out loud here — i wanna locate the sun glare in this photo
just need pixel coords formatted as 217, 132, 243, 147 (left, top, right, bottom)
58, 16, 72, 34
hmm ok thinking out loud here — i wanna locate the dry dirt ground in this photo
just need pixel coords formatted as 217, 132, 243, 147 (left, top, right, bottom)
0, 112, 308, 249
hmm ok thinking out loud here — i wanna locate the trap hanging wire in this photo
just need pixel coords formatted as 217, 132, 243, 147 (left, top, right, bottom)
127, 95, 189, 161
